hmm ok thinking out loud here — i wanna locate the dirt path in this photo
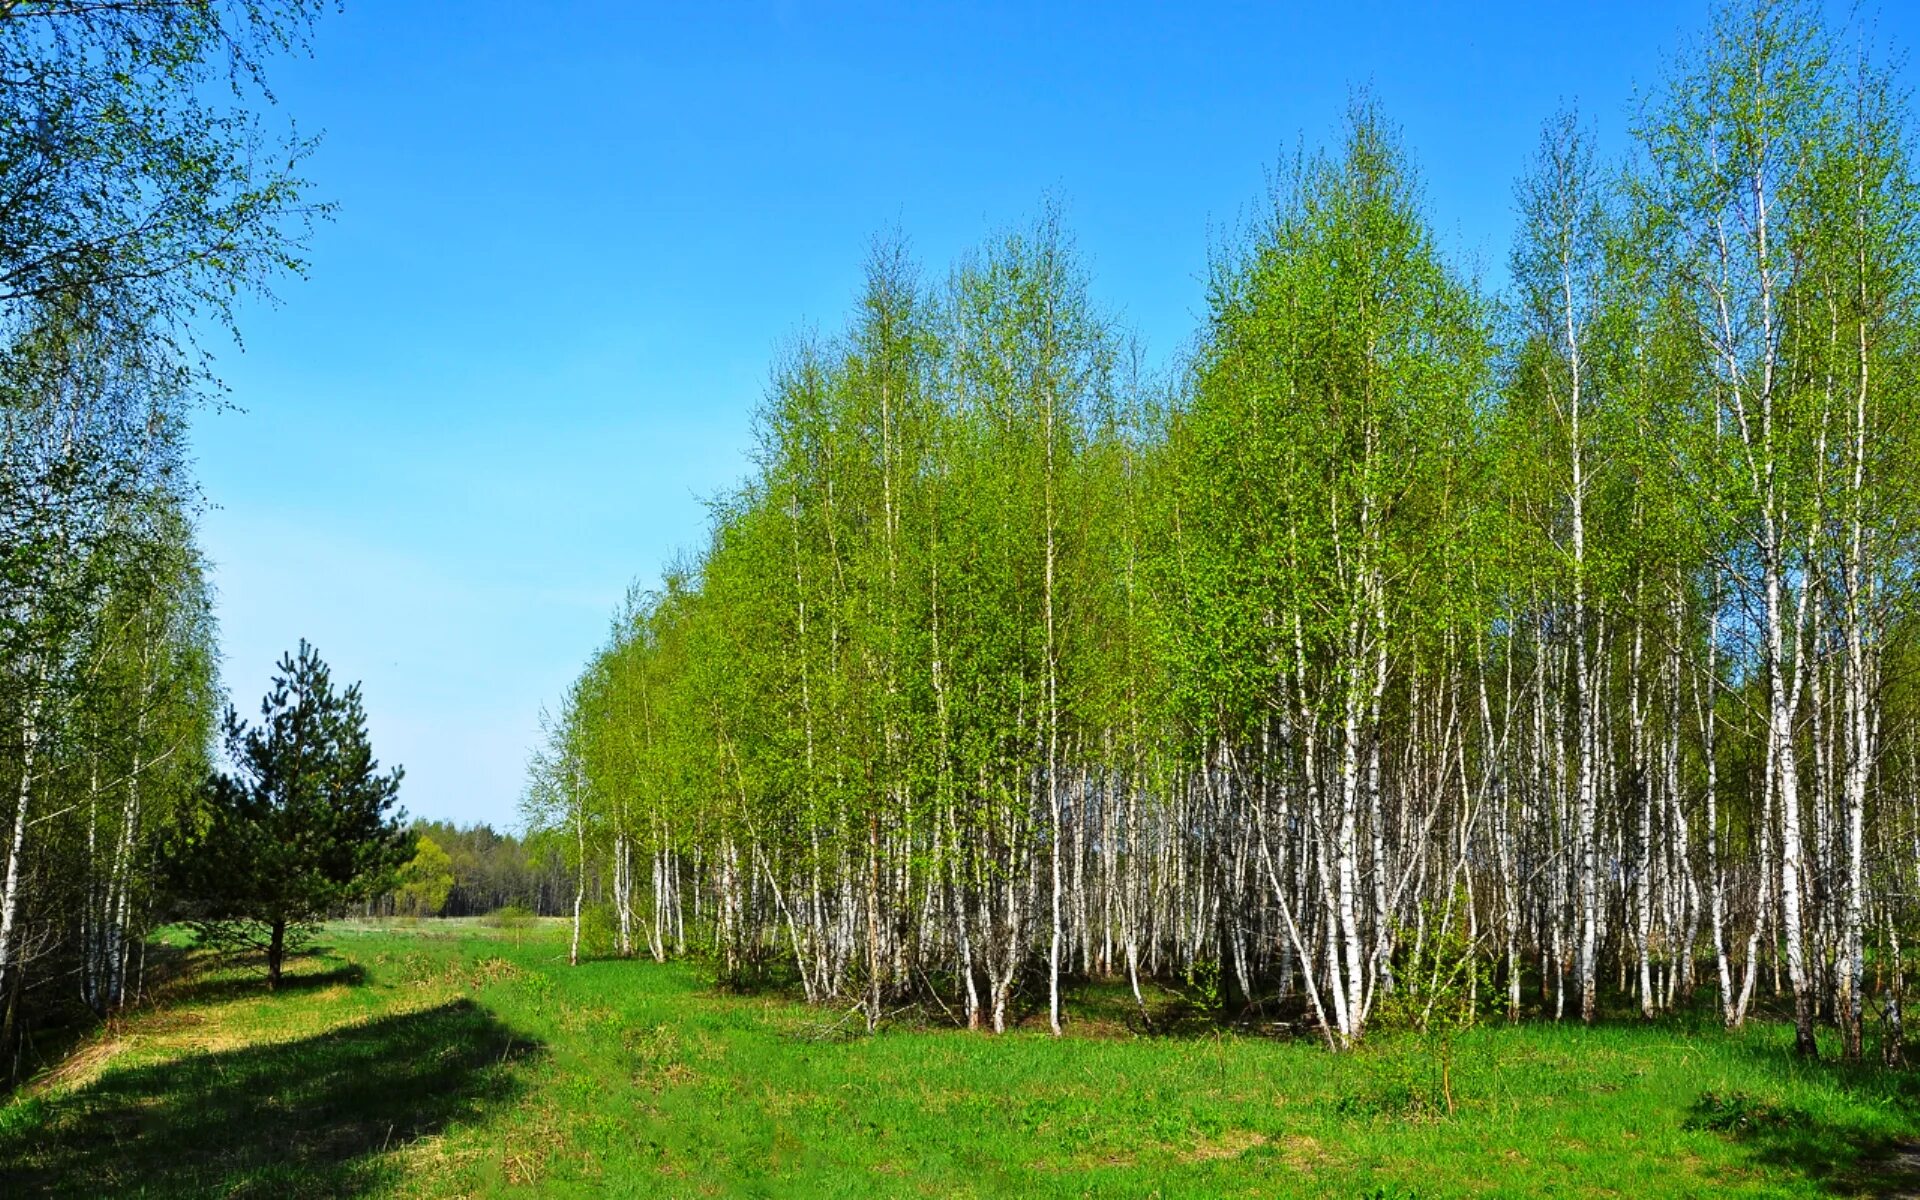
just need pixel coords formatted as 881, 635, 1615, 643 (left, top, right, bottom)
1876, 1141, 1920, 1197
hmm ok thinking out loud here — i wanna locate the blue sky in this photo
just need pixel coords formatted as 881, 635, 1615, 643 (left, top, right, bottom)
194, 1, 1919, 831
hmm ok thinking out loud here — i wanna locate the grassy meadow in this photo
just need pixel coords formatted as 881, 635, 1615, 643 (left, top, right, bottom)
3, 920, 1917, 1198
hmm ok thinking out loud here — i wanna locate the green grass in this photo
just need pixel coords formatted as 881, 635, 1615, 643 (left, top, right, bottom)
4, 922, 1917, 1198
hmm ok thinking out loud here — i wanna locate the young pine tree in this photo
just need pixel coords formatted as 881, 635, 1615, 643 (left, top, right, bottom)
173, 642, 410, 988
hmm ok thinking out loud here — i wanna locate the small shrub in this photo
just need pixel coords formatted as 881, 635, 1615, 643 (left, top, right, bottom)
579, 902, 621, 958
1183, 958, 1223, 1013
485, 905, 535, 935
1685, 1090, 1797, 1134
1373, 887, 1489, 1115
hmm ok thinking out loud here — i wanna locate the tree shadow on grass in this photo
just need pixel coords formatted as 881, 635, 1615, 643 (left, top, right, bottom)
1680, 1036, 1920, 1195
160, 960, 369, 1009
1047, 974, 1317, 1040
0, 998, 540, 1199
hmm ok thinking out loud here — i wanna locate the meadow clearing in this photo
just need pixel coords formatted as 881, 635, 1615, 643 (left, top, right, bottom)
2, 919, 1915, 1199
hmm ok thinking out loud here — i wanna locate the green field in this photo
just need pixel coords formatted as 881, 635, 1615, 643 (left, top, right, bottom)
3, 922, 1916, 1198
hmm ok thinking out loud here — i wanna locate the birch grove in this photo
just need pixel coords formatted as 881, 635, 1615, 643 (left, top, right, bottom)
0, 301, 220, 1066
534, 2, 1920, 1059
0, 1, 324, 1075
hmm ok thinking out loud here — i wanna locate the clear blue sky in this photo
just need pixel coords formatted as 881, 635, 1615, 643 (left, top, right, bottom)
193, 1, 1919, 832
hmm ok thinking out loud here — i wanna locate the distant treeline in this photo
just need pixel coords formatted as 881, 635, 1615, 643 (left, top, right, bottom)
376, 821, 576, 919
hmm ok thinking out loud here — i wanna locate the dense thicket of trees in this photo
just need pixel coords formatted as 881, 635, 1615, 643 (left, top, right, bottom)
533, 0, 1920, 1058
0, 1, 327, 1072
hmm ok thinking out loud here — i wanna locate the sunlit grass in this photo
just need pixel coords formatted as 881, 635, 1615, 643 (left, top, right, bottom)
3, 922, 1915, 1198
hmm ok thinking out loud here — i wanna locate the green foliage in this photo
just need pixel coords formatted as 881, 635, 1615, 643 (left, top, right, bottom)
0, 0, 332, 1056
0, 0, 332, 322
1373, 891, 1490, 1114
578, 902, 621, 960
1181, 958, 1223, 1014
516, 0, 1920, 1068
396, 834, 456, 918
521, 13, 1920, 1058
1330, 1076, 1424, 1120
403, 821, 561, 916
1375, 894, 1488, 1038
170, 642, 410, 984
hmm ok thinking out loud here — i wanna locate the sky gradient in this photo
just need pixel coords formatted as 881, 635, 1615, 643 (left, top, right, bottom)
193, 1, 1920, 831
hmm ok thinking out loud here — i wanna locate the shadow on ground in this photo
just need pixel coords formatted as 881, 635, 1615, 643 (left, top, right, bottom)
1686, 1037, 1920, 1195
160, 960, 369, 1008
0, 997, 540, 1199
